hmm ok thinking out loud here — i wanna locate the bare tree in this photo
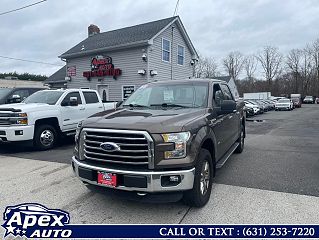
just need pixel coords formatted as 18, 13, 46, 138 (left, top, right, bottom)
222, 51, 245, 81
195, 55, 219, 78
203, 57, 219, 78
300, 46, 314, 95
244, 55, 257, 81
312, 39, 319, 95
286, 49, 302, 92
256, 46, 282, 90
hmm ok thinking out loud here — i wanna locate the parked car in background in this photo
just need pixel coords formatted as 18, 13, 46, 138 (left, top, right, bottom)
275, 98, 293, 111
0, 89, 116, 150
247, 100, 265, 113
244, 106, 255, 117
0, 87, 45, 104
316, 97, 319, 104
303, 96, 314, 104
290, 94, 302, 108
244, 100, 260, 114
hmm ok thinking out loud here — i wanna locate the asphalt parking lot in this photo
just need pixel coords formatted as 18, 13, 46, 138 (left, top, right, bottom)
0, 104, 319, 226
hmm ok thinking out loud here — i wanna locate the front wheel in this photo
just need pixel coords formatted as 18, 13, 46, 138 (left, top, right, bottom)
33, 125, 57, 150
183, 149, 213, 207
235, 124, 245, 153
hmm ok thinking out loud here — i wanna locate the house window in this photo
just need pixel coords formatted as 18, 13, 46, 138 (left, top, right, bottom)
162, 38, 171, 62
177, 45, 184, 65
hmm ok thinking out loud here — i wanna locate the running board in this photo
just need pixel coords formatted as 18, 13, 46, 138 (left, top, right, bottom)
216, 142, 239, 169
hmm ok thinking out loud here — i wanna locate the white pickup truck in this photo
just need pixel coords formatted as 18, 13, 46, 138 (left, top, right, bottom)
0, 89, 116, 150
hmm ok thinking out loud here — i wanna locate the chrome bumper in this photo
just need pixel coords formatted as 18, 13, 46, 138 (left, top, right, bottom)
72, 156, 195, 193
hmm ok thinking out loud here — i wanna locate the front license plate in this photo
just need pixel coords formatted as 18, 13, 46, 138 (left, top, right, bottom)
97, 171, 117, 187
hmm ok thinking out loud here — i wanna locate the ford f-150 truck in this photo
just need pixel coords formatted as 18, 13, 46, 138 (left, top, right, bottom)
0, 89, 116, 149
72, 79, 245, 207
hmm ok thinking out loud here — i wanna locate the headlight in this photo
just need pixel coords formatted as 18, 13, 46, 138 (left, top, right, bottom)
75, 121, 83, 142
161, 132, 190, 159
10, 113, 28, 125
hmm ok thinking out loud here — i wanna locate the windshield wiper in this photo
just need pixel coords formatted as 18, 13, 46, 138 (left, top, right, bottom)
123, 104, 150, 109
150, 103, 190, 108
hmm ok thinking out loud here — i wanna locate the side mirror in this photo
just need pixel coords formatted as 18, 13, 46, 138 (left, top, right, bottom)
69, 97, 78, 106
8, 95, 21, 103
116, 101, 123, 108
219, 100, 236, 114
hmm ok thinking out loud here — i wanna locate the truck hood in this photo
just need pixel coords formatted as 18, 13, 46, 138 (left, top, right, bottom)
0, 103, 52, 112
83, 107, 207, 133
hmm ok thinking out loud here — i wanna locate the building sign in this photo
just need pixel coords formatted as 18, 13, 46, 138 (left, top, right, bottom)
83, 55, 122, 80
122, 85, 135, 100
67, 66, 76, 76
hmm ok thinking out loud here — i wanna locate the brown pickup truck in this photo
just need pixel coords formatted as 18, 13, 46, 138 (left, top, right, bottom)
72, 79, 245, 207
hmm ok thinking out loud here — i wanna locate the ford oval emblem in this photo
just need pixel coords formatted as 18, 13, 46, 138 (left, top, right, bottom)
100, 142, 120, 152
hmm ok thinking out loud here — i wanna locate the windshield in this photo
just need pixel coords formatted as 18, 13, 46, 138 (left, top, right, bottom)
0, 88, 12, 98
24, 91, 64, 105
278, 99, 290, 103
123, 83, 208, 108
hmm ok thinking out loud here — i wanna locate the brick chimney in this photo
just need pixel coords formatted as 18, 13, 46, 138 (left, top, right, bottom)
88, 24, 100, 37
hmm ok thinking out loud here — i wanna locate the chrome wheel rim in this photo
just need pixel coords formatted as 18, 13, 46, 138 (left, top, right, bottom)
200, 160, 210, 195
40, 130, 54, 146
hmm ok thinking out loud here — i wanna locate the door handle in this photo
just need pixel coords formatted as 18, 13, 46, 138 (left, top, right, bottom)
80, 107, 85, 110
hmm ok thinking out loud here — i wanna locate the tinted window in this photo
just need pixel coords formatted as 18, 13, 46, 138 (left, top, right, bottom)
12, 89, 29, 100
213, 84, 224, 107
83, 92, 99, 104
220, 84, 234, 100
61, 92, 82, 106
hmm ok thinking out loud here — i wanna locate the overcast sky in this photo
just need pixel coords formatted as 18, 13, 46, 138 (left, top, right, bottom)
0, 0, 318, 77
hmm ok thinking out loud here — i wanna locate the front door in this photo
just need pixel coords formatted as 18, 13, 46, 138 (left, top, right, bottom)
210, 83, 230, 160
60, 91, 85, 131
97, 85, 109, 102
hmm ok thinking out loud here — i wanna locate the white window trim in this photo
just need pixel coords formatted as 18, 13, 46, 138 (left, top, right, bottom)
162, 38, 171, 63
122, 85, 136, 101
177, 45, 185, 66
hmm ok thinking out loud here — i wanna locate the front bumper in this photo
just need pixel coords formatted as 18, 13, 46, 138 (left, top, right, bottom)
0, 125, 34, 142
72, 156, 195, 193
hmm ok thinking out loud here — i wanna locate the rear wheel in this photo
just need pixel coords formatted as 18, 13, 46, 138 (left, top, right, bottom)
183, 149, 213, 207
33, 125, 57, 150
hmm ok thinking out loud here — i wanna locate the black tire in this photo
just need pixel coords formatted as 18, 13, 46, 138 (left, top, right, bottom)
183, 149, 213, 207
33, 124, 57, 150
235, 124, 245, 153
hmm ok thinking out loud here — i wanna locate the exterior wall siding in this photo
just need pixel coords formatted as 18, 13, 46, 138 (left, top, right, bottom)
148, 22, 194, 82
66, 47, 147, 101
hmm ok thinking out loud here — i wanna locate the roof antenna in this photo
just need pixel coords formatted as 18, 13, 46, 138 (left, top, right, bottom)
173, 0, 180, 16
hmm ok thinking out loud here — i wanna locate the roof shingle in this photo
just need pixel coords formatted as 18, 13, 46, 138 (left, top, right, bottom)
60, 16, 177, 58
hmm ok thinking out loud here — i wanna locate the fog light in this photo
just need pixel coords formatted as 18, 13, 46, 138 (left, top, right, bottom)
161, 175, 181, 187
15, 130, 23, 136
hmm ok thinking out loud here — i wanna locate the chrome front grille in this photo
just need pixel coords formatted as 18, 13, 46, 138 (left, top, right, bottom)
0, 112, 13, 125
82, 128, 154, 168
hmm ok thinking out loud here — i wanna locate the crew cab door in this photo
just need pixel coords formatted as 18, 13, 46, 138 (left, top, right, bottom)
220, 84, 240, 146
60, 91, 85, 131
82, 91, 104, 116
210, 83, 230, 160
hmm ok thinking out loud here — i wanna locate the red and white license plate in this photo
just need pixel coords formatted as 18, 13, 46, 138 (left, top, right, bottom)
97, 171, 117, 187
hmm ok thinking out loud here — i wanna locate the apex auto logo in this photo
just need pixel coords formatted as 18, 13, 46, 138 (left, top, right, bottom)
2, 203, 71, 238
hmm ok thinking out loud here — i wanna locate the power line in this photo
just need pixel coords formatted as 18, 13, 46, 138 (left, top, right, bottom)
0, 0, 47, 16
173, 0, 180, 16
0, 55, 63, 66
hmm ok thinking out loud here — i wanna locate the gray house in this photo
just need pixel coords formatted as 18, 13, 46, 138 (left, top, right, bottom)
44, 65, 67, 89
52, 16, 198, 101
